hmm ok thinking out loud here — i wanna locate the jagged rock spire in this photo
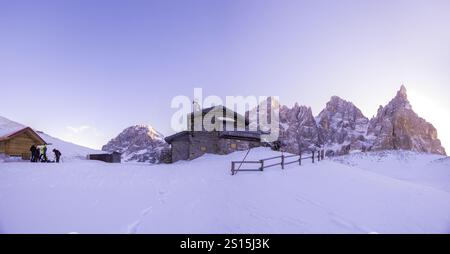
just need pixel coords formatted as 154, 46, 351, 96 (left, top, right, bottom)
316, 96, 370, 156
367, 85, 446, 155
398, 84, 407, 97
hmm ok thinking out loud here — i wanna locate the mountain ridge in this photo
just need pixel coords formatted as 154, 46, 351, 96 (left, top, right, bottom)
244, 86, 446, 156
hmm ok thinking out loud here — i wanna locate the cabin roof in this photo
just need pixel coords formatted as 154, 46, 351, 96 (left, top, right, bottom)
164, 130, 262, 144
219, 131, 262, 142
0, 127, 47, 144
164, 131, 190, 144
188, 105, 249, 125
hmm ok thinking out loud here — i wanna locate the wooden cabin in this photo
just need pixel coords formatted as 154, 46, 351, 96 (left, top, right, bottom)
0, 127, 47, 160
165, 106, 261, 163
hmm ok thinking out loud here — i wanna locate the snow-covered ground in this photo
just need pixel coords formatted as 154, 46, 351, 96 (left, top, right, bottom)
1, 148, 449, 234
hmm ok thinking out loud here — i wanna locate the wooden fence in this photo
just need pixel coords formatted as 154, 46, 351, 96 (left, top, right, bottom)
231, 150, 325, 175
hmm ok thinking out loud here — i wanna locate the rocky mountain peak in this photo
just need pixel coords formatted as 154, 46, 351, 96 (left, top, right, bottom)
398, 84, 407, 97
367, 85, 445, 155
102, 124, 169, 163
387, 85, 412, 111
278, 103, 321, 153
127, 124, 164, 140
329, 95, 346, 104
316, 96, 370, 155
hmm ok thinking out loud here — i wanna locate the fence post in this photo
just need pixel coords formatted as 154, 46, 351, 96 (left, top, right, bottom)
281, 154, 285, 169
260, 160, 264, 171
312, 151, 315, 163
231, 162, 235, 175
299, 151, 302, 165
317, 151, 320, 162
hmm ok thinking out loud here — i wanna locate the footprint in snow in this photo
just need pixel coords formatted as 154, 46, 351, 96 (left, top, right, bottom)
127, 206, 153, 234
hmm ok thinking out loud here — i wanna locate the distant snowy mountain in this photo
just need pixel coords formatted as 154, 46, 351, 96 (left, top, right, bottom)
102, 125, 169, 163
0, 115, 102, 161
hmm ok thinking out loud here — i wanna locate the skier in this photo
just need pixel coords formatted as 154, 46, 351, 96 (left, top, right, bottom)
29, 145, 37, 162
41, 145, 48, 162
53, 149, 61, 163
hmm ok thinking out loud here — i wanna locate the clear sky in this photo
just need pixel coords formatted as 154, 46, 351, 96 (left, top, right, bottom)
1, 0, 449, 150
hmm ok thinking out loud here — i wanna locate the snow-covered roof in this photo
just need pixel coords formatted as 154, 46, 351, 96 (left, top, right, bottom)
188, 105, 248, 124
0, 126, 47, 145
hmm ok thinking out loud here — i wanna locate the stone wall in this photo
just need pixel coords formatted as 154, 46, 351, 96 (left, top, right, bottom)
188, 132, 221, 160
169, 131, 261, 163
171, 139, 190, 162
217, 138, 260, 155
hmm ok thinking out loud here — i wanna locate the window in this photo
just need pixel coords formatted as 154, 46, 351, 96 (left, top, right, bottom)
230, 143, 237, 149
200, 146, 207, 152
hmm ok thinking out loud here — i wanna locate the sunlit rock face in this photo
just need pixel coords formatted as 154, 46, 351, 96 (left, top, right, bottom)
102, 125, 170, 163
367, 85, 446, 155
317, 96, 370, 156
245, 86, 446, 156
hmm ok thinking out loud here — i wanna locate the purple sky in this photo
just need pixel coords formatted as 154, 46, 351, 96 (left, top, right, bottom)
1, 0, 449, 150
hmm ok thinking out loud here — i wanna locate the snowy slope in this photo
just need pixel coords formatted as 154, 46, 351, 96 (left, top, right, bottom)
332, 150, 450, 193
0, 116, 25, 137
0, 115, 102, 161
0, 148, 449, 234
36, 131, 103, 161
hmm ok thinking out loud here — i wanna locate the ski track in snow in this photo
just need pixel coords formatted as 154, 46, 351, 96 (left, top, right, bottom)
294, 195, 367, 233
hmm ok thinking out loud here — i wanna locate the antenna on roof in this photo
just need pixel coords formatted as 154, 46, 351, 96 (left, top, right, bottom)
192, 99, 201, 113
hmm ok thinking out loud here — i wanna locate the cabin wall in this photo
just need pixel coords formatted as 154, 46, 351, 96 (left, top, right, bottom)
189, 115, 223, 131
4, 132, 37, 160
88, 153, 121, 163
171, 140, 190, 162
169, 131, 261, 163
0, 141, 5, 154
218, 121, 246, 132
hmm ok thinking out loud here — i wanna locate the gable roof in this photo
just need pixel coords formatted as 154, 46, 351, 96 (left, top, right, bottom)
164, 130, 263, 144
188, 105, 249, 126
164, 131, 190, 144
219, 131, 261, 142
0, 127, 47, 144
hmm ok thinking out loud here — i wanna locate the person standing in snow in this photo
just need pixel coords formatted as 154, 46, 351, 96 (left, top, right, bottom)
41, 145, 48, 162
35, 146, 41, 162
29, 145, 37, 162
53, 149, 61, 163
